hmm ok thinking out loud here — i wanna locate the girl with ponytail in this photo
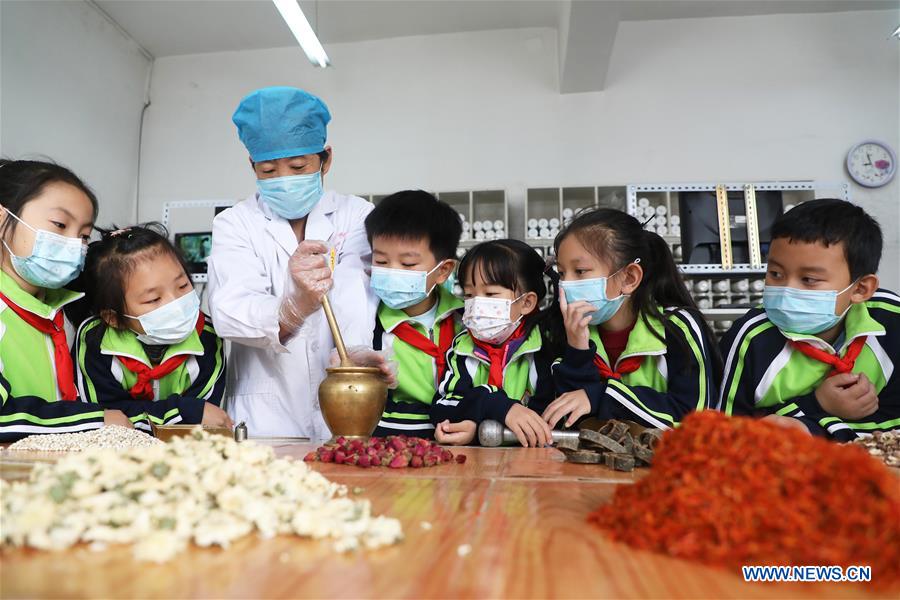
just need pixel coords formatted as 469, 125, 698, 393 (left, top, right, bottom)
542, 208, 720, 430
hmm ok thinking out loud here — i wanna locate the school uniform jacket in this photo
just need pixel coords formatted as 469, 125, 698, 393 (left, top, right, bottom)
553, 307, 716, 430
432, 325, 556, 425
371, 286, 463, 437
0, 270, 106, 441
74, 314, 226, 431
719, 289, 900, 440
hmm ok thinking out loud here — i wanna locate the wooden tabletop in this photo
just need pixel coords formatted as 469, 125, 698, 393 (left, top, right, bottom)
0, 442, 892, 599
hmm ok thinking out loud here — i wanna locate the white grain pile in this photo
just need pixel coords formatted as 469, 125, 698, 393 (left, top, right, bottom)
6, 425, 162, 452
0, 428, 403, 562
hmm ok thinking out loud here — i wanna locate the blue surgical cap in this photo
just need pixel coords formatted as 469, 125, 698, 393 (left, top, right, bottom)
232, 86, 332, 162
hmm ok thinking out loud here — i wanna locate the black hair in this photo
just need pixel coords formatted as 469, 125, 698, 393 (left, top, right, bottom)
553, 208, 720, 373
770, 199, 882, 280
458, 239, 564, 354
364, 190, 463, 261
0, 158, 99, 240
77, 223, 192, 330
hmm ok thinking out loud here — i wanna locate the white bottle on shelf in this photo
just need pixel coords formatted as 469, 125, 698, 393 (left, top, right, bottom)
670, 215, 681, 226
697, 298, 712, 309
673, 245, 683, 259
496, 229, 506, 239
656, 226, 668, 236
473, 221, 483, 232
549, 217, 560, 229
671, 225, 681, 236
483, 220, 494, 231
731, 279, 750, 293
713, 280, 730, 293
656, 205, 667, 216
475, 230, 485, 241
528, 228, 539, 238
539, 227, 551, 238
462, 221, 471, 231
549, 227, 559, 238
715, 298, 731, 307
562, 208, 574, 219
538, 218, 549, 229
485, 230, 496, 241
460, 232, 470, 242
733, 296, 751, 305
493, 220, 504, 231
656, 215, 667, 226
719, 320, 733, 330
638, 197, 650, 208
527, 218, 538, 229
694, 279, 711, 293
750, 279, 766, 292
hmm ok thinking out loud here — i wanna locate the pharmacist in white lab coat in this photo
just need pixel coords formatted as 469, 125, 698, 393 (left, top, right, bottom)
208, 86, 383, 438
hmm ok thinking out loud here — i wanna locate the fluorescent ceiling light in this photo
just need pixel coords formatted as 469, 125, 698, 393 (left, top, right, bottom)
272, 0, 330, 67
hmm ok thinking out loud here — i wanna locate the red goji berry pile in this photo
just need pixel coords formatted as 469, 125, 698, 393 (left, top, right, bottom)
588, 411, 900, 585
304, 435, 466, 468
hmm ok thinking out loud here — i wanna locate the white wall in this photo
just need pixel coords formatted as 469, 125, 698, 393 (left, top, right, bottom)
0, 0, 151, 227
140, 9, 900, 288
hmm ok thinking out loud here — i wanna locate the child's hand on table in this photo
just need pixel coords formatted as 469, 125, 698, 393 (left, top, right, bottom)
505, 404, 552, 448
435, 420, 476, 445
103, 410, 133, 429
202, 403, 235, 429
815, 372, 879, 420
763, 414, 810, 434
542, 390, 591, 428
559, 290, 595, 350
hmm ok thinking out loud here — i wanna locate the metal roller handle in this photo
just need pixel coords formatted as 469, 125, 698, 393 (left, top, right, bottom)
478, 419, 580, 447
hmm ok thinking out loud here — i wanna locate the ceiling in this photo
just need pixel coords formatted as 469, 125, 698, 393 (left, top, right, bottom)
94, 0, 898, 59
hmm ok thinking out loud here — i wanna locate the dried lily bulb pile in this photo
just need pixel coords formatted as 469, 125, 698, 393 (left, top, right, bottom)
6, 425, 162, 452
0, 429, 403, 562
852, 430, 900, 468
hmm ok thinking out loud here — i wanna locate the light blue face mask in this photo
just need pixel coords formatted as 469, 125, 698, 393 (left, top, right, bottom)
371, 262, 446, 310
762, 282, 855, 335
256, 170, 323, 220
559, 260, 638, 326
2, 210, 86, 289
124, 290, 201, 346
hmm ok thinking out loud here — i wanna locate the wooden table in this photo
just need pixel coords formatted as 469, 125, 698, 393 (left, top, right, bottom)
0, 442, 891, 599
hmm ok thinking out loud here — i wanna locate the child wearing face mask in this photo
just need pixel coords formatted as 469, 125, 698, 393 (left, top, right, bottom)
543, 208, 719, 431
432, 240, 562, 447
364, 190, 463, 438
73, 224, 231, 431
0, 159, 134, 441
720, 199, 899, 440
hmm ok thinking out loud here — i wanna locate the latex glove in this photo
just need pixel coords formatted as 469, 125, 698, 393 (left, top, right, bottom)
279, 240, 334, 330
329, 345, 399, 390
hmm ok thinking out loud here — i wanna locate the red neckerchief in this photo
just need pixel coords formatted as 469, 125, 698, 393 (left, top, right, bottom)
0, 291, 78, 400
391, 316, 456, 383
116, 314, 205, 400
472, 323, 527, 387
789, 336, 867, 378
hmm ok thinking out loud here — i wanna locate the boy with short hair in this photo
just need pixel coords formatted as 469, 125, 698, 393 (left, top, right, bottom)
364, 190, 463, 437
719, 199, 899, 440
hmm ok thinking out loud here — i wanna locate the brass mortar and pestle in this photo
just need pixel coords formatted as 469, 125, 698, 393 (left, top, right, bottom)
317, 294, 388, 440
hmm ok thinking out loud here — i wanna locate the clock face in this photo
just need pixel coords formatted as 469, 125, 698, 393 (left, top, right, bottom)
846, 141, 896, 188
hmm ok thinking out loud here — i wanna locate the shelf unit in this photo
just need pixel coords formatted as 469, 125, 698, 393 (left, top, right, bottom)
524, 185, 627, 253
626, 180, 850, 332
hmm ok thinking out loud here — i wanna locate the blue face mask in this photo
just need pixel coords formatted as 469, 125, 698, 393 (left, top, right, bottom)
762, 282, 855, 335
559, 261, 637, 326
256, 170, 323, 220
124, 290, 201, 346
371, 262, 445, 310
2, 210, 86, 289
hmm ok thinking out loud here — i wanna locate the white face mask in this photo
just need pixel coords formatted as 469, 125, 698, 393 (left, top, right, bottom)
462, 294, 525, 345
124, 290, 201, 346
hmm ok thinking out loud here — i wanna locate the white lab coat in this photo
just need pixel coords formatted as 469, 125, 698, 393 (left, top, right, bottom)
207, 190, 377, 439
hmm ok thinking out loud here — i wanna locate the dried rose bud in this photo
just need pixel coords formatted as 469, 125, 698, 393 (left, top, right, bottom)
358, 455, 372, 468
334, 450, 347, 464
455, 455, 467, 464
319, 449, 334, 463
389, 454, 409, 468
440, 450, 453, 463
303, 452, 317, 462
410, 456, 424, 468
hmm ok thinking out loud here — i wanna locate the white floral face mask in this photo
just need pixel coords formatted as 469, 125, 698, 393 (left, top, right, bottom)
462, 294, 525, 345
